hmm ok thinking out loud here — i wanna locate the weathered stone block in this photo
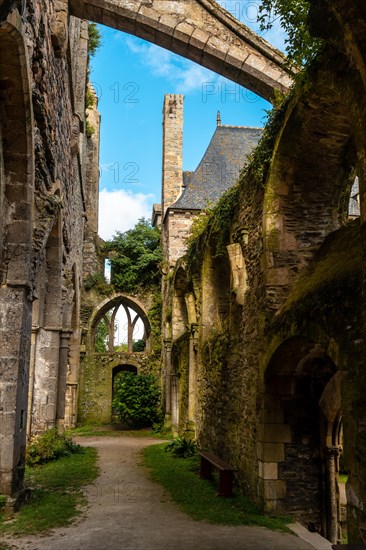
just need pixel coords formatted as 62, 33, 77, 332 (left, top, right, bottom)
263, 479, 286, 500
257, 442, 285, 462
261, 424, 291, 443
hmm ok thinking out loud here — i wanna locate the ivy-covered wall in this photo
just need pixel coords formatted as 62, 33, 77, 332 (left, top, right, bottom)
165, 35, 366, 543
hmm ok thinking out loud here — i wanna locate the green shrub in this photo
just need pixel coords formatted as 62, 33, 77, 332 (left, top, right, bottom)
132, 339, 146, 352
165, 437, 197, 458
26, 429, 82, 467
112, 372, 161, 429
0, 495, 6, 509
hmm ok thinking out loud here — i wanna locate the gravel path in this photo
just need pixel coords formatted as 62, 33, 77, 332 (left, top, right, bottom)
3, 436, 314, 550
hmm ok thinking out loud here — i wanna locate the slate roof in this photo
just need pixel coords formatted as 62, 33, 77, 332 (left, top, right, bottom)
172, 125, 262, 211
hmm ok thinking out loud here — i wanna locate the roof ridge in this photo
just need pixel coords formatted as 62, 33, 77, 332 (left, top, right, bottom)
218, 125, 263, 130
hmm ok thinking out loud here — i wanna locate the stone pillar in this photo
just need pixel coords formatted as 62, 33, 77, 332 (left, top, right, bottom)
26, 327, 38, 438
0, 286, 32, 500
31, 327, 61, 433
56, 330, 72, 428
162, 94, 184, 219
187, 324, 198, 429
164, 338, 172, 416
326, 446, 341, 544
171, 374, 179, 434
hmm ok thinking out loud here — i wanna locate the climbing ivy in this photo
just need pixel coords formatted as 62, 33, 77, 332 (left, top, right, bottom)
257, 0, 323, 66
201, 328, 230, 383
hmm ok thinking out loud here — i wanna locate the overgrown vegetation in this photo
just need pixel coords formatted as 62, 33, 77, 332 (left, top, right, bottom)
26, 429, 82, 467
143, 444, 291, 530
105, 218, 162, 294
0, 447, 98, 535
113, 372, 161, 428
165, 437, 197, 458
88, 22, 102, 59
258, 0, 323, 66
148, 290, 163, 357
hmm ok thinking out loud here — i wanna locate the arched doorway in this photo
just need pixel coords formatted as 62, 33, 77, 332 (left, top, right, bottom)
259, 337, 344, 544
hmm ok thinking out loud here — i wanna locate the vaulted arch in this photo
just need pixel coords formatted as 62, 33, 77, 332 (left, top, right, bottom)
69, 0, 293, 102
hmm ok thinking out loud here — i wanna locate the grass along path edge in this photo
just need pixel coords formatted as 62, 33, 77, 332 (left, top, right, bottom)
142, 443, 291, 531
0, 446, 99, 536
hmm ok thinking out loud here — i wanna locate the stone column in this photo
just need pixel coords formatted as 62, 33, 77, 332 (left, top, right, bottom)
187, 323, 198, 428
0, 285, 32, 500
26, 327, 38, 438
56, 329, 72, 428
164, 338, 172, 415
326, 446, 341, 544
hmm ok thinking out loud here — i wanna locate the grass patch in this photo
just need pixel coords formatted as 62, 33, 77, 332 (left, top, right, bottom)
67, 425, 171, 439
142, 443, 291, 531
0, 447, 98, 535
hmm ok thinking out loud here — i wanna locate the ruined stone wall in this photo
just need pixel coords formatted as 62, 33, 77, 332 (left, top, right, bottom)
0, 0, 98, 501
28, 2, 90, 435
166, 14, 366, 541
78, 351, 153, 425
78, 289, 161, 425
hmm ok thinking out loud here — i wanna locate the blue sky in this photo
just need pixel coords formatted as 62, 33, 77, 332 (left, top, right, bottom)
91, 1, 286, 239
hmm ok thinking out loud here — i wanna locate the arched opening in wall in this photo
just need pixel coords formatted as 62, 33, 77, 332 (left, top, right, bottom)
201, 243, 231, 338
198, 244, 232, 444
30, 218, 63, 434
111, 364, 137, 422
259, 337, 345, 544
91, 296, 151, 354
263, 68, 359, 307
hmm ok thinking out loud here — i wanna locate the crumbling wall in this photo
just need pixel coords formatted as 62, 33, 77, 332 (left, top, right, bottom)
0, 0, 98, 502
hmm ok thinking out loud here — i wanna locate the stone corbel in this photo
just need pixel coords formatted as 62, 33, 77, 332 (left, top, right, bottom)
184, 292, 197, 325
227, 242, 247, 305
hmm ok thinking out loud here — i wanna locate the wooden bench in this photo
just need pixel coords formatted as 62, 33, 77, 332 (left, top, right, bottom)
199, 450, 237, 497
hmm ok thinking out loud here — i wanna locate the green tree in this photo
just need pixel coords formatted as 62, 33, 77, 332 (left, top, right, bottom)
94, 317, 109, 353
106, 218, 162, 293
88, 23, 102, 58
257, 0, 323, 66
112, 372, 161, 428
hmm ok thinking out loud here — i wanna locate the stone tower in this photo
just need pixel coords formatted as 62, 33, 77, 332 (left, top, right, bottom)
162, 94, 184, 219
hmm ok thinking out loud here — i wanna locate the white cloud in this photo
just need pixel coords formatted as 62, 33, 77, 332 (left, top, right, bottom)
125, 37, 220, 93
98, 188, 154, 240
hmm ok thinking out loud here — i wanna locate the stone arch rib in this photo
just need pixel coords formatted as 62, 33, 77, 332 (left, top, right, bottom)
68, 0, 293, 102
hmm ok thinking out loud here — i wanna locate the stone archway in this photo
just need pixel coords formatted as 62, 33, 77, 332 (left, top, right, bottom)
78, 294, 152, 424
90, 294, 152, 353
69, 0, 293, 102
29, 217, 63, 434
259, 337, 344, 544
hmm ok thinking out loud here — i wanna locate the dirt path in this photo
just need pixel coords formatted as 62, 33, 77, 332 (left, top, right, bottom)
4, 436, 315, 550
